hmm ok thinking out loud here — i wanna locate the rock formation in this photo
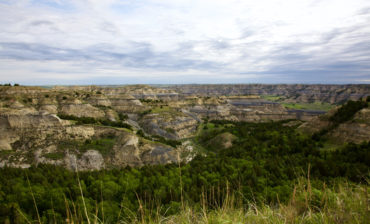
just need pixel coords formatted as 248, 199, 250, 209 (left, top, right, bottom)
0, 84, 368, 170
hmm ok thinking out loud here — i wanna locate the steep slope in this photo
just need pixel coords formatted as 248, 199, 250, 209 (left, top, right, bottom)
298, 99, 369, 143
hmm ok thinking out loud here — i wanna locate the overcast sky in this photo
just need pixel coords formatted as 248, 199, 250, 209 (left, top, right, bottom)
0, 0, 369, 85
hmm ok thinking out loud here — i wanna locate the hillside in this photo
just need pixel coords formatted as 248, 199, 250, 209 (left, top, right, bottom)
299, 99, 370, 143
0, 85, 369, 170
2, 84, 365, 170
0, 90, 370, 223
0, 118, 369, 223
0, 85, 369, 223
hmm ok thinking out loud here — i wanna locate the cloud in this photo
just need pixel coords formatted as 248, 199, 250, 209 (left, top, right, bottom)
0, 0, 369, 84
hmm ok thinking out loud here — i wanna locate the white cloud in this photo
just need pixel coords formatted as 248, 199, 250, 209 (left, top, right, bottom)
0, 0, 369, 84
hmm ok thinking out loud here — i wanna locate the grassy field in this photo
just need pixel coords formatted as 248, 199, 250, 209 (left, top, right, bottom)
262, 95, 284, 101
151, 105, 172, 113
281, 102, 335, 111
261, 95, 335, 111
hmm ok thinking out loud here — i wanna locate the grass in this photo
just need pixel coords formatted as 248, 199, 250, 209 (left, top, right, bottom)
262, 95, 284, 101
43, 152, 65, 160
0, 150, 14, 156
57, 138, 116, 156
282, 102, 335, 111
81, 138, 115, 156
122, 178, 369, 224
195, 122, 233, 137
261, 95, 335, 111
26, 177, 367, 224
6, 160, 368, 224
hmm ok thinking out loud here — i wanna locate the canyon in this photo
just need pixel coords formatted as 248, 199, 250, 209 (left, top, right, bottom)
0, 84, 369, 170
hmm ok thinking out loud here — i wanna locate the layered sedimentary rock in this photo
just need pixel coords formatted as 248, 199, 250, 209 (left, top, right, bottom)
1, 84, 368, 170
164, 84, 369, 104
298, 107, 370, 144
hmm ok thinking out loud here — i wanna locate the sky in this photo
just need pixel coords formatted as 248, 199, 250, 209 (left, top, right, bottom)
0, 0, 370, 85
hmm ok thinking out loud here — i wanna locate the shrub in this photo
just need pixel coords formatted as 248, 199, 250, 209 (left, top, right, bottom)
57, 114, 133, 130
118, 113, 128, 121
329, 100, 368, 124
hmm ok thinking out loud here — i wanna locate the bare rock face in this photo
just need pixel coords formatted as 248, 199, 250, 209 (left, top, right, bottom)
298, 107, 370, 143
166, 84, 369, 104
329, 108, 370, 143
208, 132, 237, 150
0, 116, 18, 150
140, 111, 198, 139
39, 104, 58, 114
78, 150, 105, 171
298, 117, 331, 134
6, 114, 63, 129
60, 104, 105, 118
87, 95, 112, 107
110, 97, 144, 113
1, 85, 368, 170
105, 109, 118, 121
66, 126, 95, 139
140, 144, 178, 165
111, 133, 142, 166
106, 131, 179, 167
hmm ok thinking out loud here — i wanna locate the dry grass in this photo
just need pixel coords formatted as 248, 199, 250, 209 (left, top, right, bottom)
125, 178, 369, 224
23, 176, 369, 224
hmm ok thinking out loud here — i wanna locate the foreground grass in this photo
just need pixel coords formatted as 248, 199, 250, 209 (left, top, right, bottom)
23, 177, 365, 224
134, 179, 368, 224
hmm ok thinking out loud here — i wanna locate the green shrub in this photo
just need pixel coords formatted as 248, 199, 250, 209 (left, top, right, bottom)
57, 114, 133, 130
43, 152, 64, 160
329, 100, 368, 124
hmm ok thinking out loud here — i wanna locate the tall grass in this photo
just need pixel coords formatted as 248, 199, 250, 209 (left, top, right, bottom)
149, 178, 369, 224
20, 173, 368, 224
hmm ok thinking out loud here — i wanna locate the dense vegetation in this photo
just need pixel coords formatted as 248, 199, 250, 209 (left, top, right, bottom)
0, 119, 369, 223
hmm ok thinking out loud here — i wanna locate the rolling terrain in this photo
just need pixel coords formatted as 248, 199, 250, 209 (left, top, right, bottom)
0, 84, 369, 170
0, 84, 369, 223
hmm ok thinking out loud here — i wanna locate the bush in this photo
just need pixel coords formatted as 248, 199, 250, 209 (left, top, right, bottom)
118, 113, 128, 121
57, 114, 133, 130
139, 109, 152, 118
151, 135, 181, 147
137, 129, 145, 137
329, 100, 368, 124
